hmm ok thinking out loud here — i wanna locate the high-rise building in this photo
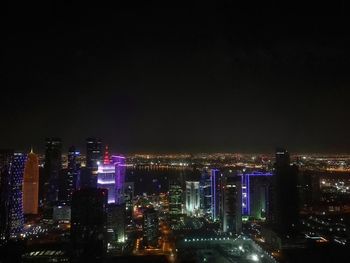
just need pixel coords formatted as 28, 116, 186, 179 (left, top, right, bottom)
124, 182, 134, 227
0, 149, 14, 243
111, 155, 126, 205
60, 146, 80, 202
169, 181, 183, 228
86, 138, 102, 188
185, 181, 200, 216
143, 207, 159, 248
97, 147, 126, 205
221, 171, 242, 234
240, 171, 272, 219
210, 169, 221, 221
71, 188, 108, 261
107, 203, 125, 244
8, 152, 26, 238
97, 146, 116, 204
44, 138, 62, 204
23, 149, 39, 215
200, 170, 211, 218
268, 148, 299, 234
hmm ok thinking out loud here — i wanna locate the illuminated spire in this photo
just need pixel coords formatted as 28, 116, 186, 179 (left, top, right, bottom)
30, 146, 34, 154
103, 145, 110, 165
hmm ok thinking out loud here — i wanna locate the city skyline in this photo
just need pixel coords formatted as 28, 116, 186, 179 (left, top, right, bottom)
2, 2, 350, 262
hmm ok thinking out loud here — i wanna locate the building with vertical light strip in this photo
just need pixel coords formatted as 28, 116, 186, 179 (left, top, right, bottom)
23, 149, 39, 215
111, 155, 126, 205
210, 169, 221, 221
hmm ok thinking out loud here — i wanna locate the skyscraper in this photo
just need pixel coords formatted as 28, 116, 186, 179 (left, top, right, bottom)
0, 151, 26, 240
268, 148, 299, 234
107, 203, 125, 245
23, 149, 39, 215
8, 152, 26, 238
221, 171, 242, 234
210, 169, 221, 221
124, 182, 134, 227
71, 188, 108, 261
60, 146, 80, 202
143, 207, 159, 248
86, 138, 102, 188
111, 155, 126, 205
240, 171, 272, 219
200, 170, 211, 218
44, 138, 62, 204
185, 181, 200, 216
97, 146, 117, 204
0, 149, 14, 244
169, 180, 183, 228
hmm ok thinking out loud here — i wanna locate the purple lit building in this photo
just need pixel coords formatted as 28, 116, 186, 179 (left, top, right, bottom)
97, 147, 126, 204
111, 155, 126, 205
97, 164, 116, 203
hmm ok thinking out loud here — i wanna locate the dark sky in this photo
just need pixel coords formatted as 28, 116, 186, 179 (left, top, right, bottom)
3, 1, 350, 154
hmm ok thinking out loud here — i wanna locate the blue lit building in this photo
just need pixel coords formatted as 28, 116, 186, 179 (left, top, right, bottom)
0, 149, 14, 243
9, 152, 26, 238
210, 169, 221, 221
239, 171, 272, 219
0, 151, 28, 240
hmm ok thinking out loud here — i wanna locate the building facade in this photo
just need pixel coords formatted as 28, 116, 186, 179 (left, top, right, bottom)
23, 149, 39, 215
44, 138, 62, 205
71, 188, 108, 260
86, 138, 102, 188
221, 171, 242, 234
185, 181, 200, 216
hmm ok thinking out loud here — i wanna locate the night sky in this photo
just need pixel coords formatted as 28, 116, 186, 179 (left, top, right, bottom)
3, 2, 350, 153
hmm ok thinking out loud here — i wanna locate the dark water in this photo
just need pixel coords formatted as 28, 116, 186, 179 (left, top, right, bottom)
126, 166, 200, 195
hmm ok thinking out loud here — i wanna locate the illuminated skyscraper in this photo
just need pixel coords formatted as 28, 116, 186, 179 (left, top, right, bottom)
59, 146, 80, 202
86, 138, 102, 188
23, 148, 39, 215
143, 207, 159, 248
44, 138, 62, 204
111, 155, 126, 205
97, 146, 116, 204
210, 169, 221, 221
124, 182, 134, 226
8, 152, 27, 238
185, 181, 200, 216
221, 171, 242, 234
169, 180, 183, 227
240, 171, 272, 219
0, 149, 13, 243
0, 151, 26, 240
